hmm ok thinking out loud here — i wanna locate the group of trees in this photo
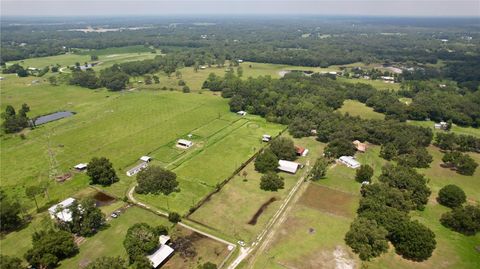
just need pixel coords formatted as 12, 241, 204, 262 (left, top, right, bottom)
56, 198, 105, 237
24, 229, 79, 269
442, 151, 478, 176
2, 63, 28, 77
1, 103, 30, 133
437, 185, 480, 236
69, 64, 129, 91
435, 132, 480, 153
135, 166, 179, 195
123, 223, 168, 267
254, 137, 297, 191
345, 164, 435, 261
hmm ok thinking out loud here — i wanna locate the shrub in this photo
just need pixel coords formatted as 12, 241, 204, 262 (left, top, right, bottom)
270, 137, 297, 161
389, 220, 436, 262
345, 217, 389, 261
168, 212, 181, 223
308, 157, 329, 181
135, 166, 178, 195
440, 205, 480, 235
254, 149, 279, 173
260, 172, 284, 191
355, 165, 374, 183
86, 157, 119, 186
437, 184, 466, 208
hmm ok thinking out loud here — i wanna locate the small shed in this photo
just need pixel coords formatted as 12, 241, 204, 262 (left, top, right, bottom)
147, 244, 174, 268
338, 156, 360, 169
140, 156, 152, 162
74, 163, 88, 171
126, 162, 148, 177
352, 140, 367, 152
237, 111, 247, 116
278, 160, 300, 174
262, 134, 272, 142
48, 198, 76, 222
177, 139, 193, 149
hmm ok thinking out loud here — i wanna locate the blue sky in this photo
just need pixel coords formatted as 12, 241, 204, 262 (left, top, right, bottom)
2, 0, 479, 17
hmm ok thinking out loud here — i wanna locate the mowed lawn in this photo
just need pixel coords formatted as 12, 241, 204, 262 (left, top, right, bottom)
408, 120, 480, 138
58, 206, 170, 269
1, 80, 238, 211
135, 117, 285, 214
337, 99, 385, 120
189, 136, 325, 243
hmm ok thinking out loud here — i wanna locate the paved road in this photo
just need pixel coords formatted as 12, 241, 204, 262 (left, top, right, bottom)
227, 161, 311, 269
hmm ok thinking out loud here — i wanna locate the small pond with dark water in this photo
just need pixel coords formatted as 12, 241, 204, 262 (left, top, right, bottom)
34, 111, 75, 125
92, 191, 116, 207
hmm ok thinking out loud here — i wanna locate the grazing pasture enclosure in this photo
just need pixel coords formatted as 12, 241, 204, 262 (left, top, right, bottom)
0, 75, 280, 214
188, 136, 325, 243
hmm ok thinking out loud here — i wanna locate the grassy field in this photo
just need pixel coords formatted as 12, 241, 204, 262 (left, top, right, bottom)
189, 136, 325, 243
248, 183, 360, 269
8, 46, 157, 70
58, 206, 170, 269
408, 120, 480, 138
248, 141, 480, 269
337, 99, 385, 120
337, 76, 402, 91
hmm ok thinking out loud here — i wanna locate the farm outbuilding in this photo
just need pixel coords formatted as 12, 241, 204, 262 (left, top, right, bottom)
140, 156, 152, 162
48, 197, 76, 222
295, 146, 309, 156
74, 163, 88, 171
338, 156, 360, 169
147, 235, 174, 268
278, 160, 300, 174
177, 139, 193, 149
237, 111, 247, 116
352, 140, 367, 152
126, 162, 148, 177
262, 134, 272, 142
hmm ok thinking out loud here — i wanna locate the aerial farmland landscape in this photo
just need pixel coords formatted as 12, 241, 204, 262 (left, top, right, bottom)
1, 1, 479, 269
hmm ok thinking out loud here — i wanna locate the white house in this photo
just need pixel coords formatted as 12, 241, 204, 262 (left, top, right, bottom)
140, 156, 152, 162
237, 59, 244, 63
338, 156, 360, 169
434, 121, 448, 130
74, 163, 88, 171
278, 160, 300, 174
48, 198, 76, 222
237, 111, 247, 116
126, 162, 148, 177
147, 235, 174, 268
177, 139, 193, 149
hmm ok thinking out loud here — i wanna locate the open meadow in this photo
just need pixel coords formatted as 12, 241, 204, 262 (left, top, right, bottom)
337, 99, 385, 120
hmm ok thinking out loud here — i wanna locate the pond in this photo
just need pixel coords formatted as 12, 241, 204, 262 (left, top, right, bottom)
92, 191, 116, 207
34, 111, 75, 125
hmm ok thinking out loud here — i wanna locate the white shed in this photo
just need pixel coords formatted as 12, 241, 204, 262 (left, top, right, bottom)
338, 156, 360, 169
140, 156, 152, 162
278, 160, 300, 174
126, 162, 148, 177
177, 139, 193, 149
74, 163, 88, 170
237, 111, 247, 116
147, 244, 174, 268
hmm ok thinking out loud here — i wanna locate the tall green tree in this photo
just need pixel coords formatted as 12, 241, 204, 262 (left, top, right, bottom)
355, 165, 374, 183
270, 137, 297, 161
86, 157, 119, 186
324, 138, 356, 158
437, 184, 466, 208
344, 217, 389, 261
260, 172, 284, 191
308, 157, 329, 181
440, 205, 480, 235
0, 190, 22, 232
389, 220, 436, 262
123, 223, 158, 264
135, 166, 178, 195
254, 149, 279, 173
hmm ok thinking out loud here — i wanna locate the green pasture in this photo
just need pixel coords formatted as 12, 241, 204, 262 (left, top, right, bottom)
337, 99, 385, 120
408, 120, 480, 138
189, 136, 324, 243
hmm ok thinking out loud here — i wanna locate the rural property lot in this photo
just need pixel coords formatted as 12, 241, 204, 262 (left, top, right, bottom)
189, 136, 325, 243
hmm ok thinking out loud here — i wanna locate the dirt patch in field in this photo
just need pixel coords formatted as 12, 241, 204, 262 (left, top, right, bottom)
92, 191, 116, 207
281, 246, 356, 269
248, 197, 278, 225
298, 184, 357, 218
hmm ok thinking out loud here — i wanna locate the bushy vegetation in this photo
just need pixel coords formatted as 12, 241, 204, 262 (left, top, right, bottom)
344, 217, 389, 261
0, 190, 22, 232
270, 137, 297, 161
1, 104, 30, 133
308, 157, 329, 181
389, 220, 436, 262
260, 172, 284, 191
86, 157, 119, 186
435, 132, 480, 153
442, 151, 478, 175
355, 165, 374, 183
135, 166, 178, 195
254, 149, 279, 173
56, 198, 105, 237
437, 184, 466, 208
86, 256, 127, 269
123, 223, 159, 264
440, 205, 480, 235
24, 229, 79, 268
